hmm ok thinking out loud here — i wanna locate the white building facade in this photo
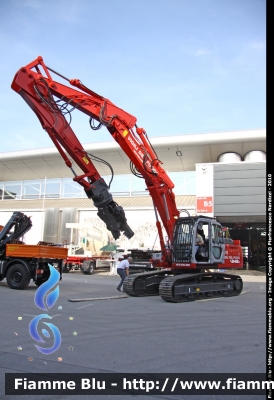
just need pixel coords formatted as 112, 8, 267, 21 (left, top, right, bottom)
0, 130, 266, 268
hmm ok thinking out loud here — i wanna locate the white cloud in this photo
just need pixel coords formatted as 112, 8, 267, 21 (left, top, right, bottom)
16, 0, 42, 10
249, 41, 266, 50
195, 48, 212, 56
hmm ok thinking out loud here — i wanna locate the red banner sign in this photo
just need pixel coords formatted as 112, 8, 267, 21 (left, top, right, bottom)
196, 197, 213, 213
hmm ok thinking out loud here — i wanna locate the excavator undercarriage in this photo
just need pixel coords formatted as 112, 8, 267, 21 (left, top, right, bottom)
123, 270, 243, 303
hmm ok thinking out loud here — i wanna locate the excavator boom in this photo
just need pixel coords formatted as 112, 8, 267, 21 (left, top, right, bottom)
11, 56, 179, 247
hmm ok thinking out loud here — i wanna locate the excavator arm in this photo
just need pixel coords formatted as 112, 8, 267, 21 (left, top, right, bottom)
11, 57, 137, 240
11, 56, 180, 252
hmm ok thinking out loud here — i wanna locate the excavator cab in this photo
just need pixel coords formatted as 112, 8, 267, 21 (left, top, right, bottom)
172, 216, 225, 266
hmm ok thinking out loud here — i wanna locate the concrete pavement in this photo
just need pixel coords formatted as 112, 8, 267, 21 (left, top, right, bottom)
0, 269, 267, 400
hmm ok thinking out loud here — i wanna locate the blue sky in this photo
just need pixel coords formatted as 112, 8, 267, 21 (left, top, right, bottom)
0, 0, 266, 153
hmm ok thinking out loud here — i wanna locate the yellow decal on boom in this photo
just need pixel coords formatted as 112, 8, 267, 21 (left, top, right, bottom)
122, 130, 129, 137
82, 157, 89, 164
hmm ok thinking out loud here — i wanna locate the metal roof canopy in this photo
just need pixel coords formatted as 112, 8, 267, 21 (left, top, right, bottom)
0, 129, 266, 181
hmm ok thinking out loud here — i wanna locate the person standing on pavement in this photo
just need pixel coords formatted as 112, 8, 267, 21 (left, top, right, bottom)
116, 257, 132, 292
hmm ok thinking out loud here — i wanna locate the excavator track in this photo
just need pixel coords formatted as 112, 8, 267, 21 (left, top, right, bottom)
123, 269, 172, 296
123, 270, 243, 303
159, 272, 243, 303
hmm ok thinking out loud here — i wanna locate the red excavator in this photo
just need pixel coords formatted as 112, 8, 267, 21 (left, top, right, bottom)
11, 56, 243, 302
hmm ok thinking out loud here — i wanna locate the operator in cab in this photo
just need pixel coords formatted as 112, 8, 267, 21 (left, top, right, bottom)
195, 231, 204, 254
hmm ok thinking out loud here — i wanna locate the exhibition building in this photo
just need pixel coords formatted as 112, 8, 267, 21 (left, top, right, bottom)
0, 128, 266, 269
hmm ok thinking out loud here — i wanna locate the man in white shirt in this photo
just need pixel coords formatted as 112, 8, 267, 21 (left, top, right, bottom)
117, 257, 132, 292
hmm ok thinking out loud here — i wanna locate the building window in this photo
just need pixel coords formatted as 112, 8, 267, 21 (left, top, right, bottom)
2, 182, 22, 200
22, 180, 41, 199
185, 171, 196, 195
41, 178, 61, 198
108, 175, 130, 196
0, 171, 196, 201
61, 178, 83, 198
167, 172, 196, 195
131, 175, 148, 196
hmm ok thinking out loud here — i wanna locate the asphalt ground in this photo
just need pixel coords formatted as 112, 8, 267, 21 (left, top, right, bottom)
0, 269, 267, 400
